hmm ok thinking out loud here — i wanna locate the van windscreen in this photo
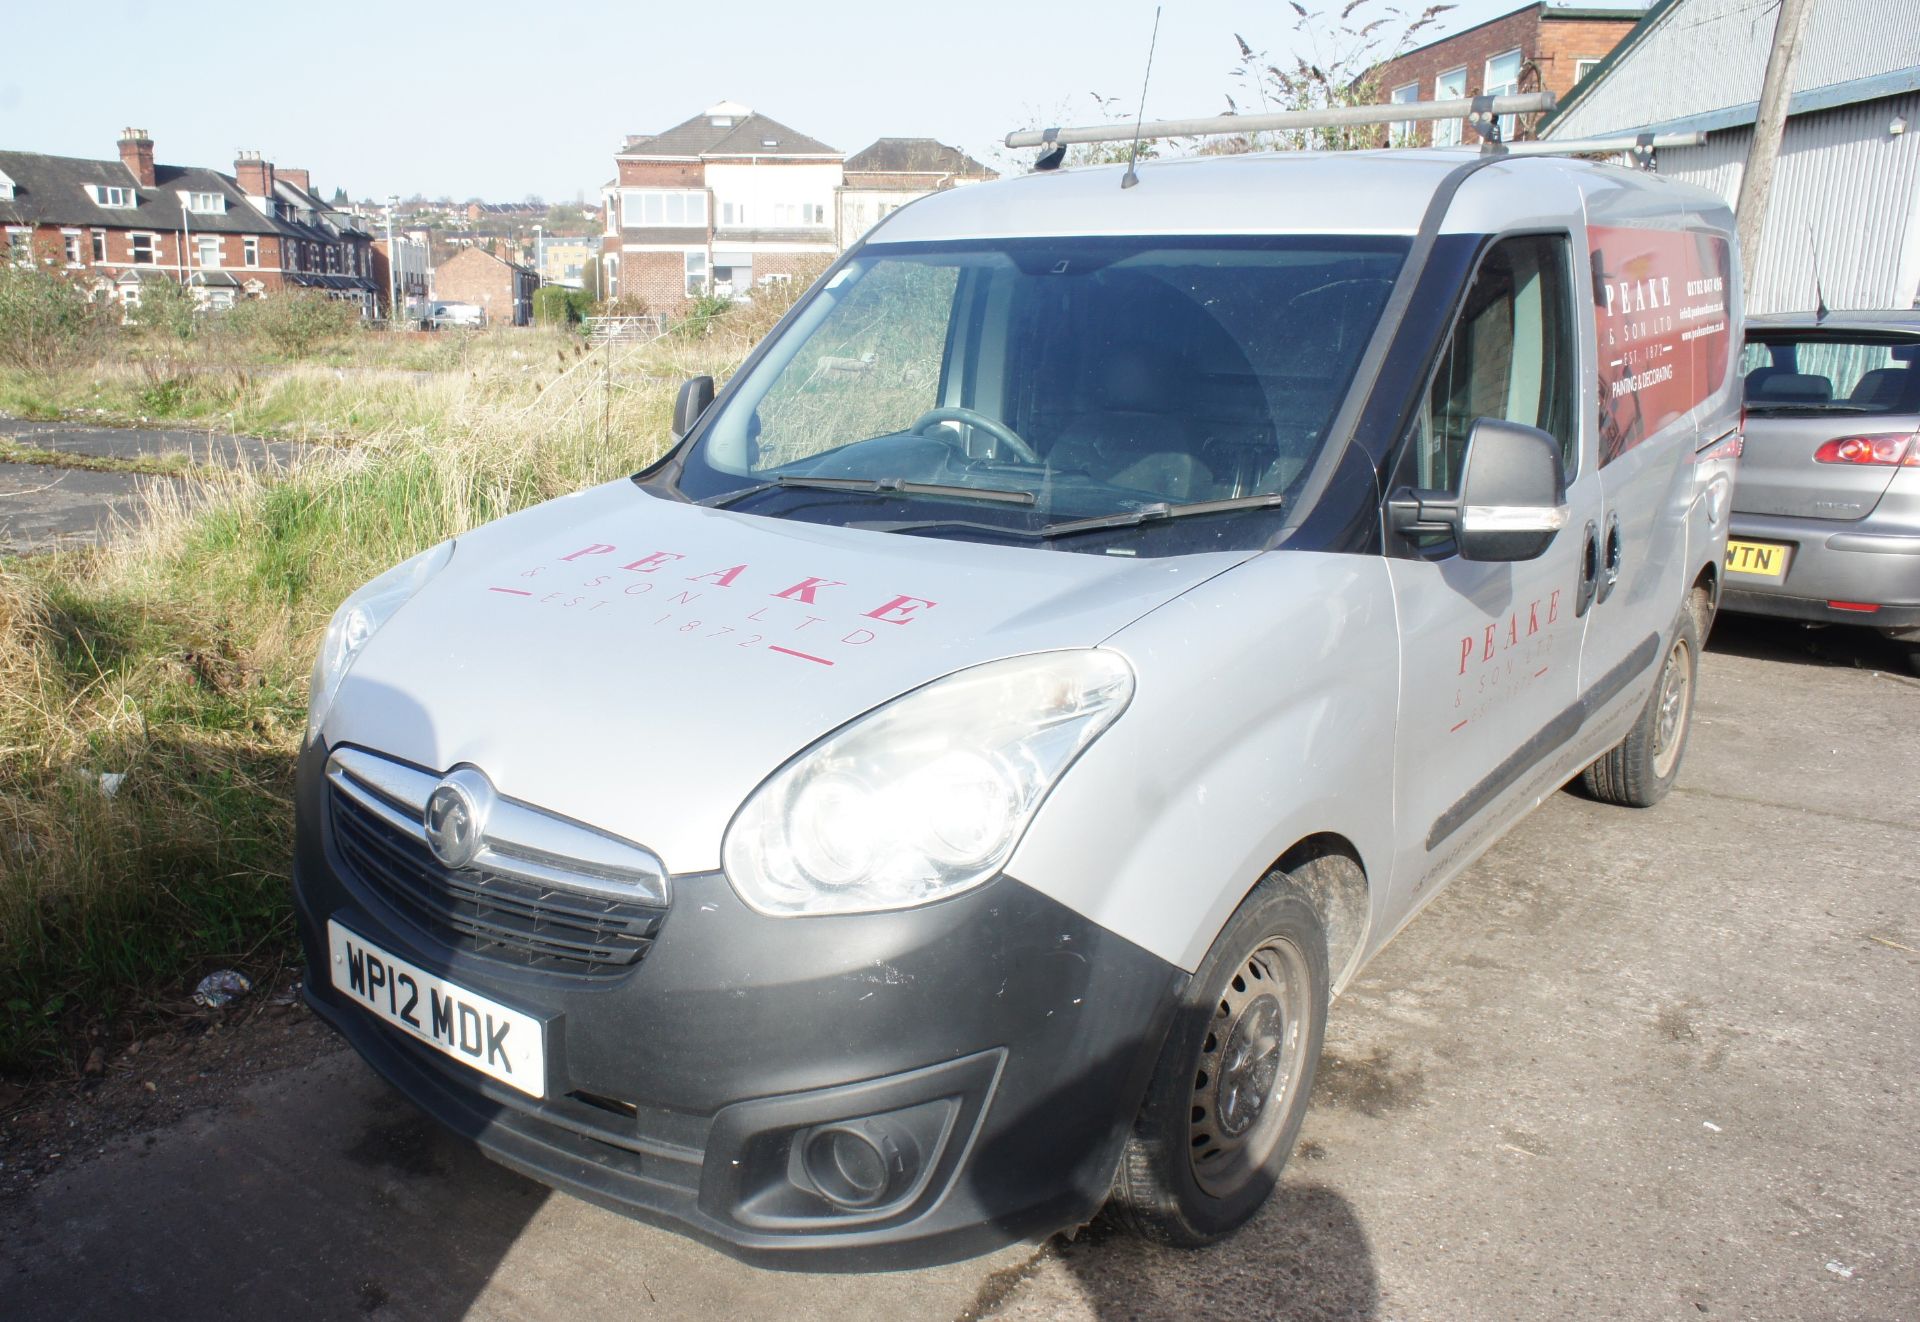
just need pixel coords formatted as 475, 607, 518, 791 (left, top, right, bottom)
672, 235, 1409, 549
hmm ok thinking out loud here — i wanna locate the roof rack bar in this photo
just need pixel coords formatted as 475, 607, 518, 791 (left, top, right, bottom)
1505, 132, 1706, 155
1005, 94, 1557, 149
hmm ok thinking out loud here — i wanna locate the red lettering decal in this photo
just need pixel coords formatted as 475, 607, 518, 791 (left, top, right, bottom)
773, 576, 844, 605
1459, 637, 1474, 675
1482, 625, 1496, 662
686, 563, 747, 588
670, 590, 701, 605
1527, 602, 1540, 636
866, 594, 938, 626
621, 551, 685, 573
1548, 589, 1562, 624
843, 629, 877, 646
561, 543, 615, 562
1507, 615, 1519, 647
795, 614, 826, 631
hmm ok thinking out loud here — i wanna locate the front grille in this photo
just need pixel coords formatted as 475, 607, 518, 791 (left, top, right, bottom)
326, 760, 669, 977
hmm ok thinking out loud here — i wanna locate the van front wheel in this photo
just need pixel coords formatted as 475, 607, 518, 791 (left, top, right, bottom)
1104, 868, 1332, 1246
1581, 606, 1700, 807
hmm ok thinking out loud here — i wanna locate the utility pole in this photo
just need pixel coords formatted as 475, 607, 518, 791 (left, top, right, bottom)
1736, 0, 1815, 301
385, 194, 400, 326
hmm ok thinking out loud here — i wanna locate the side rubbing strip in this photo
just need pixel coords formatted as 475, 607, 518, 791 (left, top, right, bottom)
1427, 633, 1661, 850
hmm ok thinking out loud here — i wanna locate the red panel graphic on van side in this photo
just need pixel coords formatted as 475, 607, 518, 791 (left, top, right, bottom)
1589, 227, 1733, 466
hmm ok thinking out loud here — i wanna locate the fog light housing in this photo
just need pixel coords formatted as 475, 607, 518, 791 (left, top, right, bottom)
800, 1118, 919, 1209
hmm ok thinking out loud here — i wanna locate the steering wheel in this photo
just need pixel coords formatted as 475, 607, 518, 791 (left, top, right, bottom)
911, 406, 1041, 464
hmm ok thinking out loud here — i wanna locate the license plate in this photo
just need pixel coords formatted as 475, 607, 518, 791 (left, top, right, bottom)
327, 919, 546, 1098
1726, 539, 1790, 584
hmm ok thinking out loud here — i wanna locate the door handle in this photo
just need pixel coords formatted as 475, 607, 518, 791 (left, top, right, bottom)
1597, 512, 1623, 605
1576, 519, 1600, 617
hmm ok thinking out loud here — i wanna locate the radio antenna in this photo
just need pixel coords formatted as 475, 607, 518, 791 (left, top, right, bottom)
1122, 6, 1163, 190
1806, 224, 1829, 323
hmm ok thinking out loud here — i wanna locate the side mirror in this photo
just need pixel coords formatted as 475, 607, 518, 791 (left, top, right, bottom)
1388, 418, 1570, 562
672, 375, 715, 440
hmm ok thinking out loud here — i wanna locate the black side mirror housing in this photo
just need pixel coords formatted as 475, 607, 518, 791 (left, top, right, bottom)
672, 376, 715, 441
1388, 418, 1570, 562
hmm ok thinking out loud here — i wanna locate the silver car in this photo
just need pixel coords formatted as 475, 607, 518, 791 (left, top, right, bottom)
1727, 311, 1920, 672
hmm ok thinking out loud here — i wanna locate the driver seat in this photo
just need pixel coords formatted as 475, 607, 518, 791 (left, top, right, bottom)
1048, 348, 1211, 500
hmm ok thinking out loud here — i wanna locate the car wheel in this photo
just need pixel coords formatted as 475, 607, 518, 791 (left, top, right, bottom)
1581, 604, 1700, 808
1104, 862, 1334, 1246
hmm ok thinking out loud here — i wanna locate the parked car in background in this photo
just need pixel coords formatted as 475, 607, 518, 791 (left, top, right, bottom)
429, 301, 484, 330
1729, 312, 1920, 673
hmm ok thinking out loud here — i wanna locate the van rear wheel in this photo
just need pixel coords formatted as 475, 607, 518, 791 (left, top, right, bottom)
1581, 605, 1700, 808
1104, 865, 1333, 1246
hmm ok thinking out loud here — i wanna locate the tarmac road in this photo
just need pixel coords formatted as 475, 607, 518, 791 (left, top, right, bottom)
0, 418, 309, 555
4, 616, 1915, 1321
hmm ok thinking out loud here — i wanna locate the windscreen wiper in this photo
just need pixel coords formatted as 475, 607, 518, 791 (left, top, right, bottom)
1038, 493, 1287, 539
698, 475, 1037, 509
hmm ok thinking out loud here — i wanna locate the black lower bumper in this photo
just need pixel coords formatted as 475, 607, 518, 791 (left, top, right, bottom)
293, 740, 1186, 1270
1720, 588, 1920, 633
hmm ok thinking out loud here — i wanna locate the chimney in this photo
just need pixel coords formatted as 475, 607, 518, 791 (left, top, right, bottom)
234, 150, 274, 199
118, 128, 155, 189
279, 167, 312, 196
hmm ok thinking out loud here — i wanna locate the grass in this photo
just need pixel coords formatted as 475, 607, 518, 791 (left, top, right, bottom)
0, 441, 216, 480
0, 314, 779, 1077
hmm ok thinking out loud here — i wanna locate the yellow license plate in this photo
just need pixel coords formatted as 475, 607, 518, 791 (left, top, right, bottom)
1727, 539, 1790, 582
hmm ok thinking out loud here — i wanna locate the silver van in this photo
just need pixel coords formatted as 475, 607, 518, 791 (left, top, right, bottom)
294, 139, 1741, 1268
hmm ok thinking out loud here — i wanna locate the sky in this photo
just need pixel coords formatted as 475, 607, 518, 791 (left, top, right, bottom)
0, 0, 1644, 204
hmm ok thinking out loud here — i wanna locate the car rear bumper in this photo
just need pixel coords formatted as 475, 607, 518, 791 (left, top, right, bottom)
291, 739, 1185, 1271
1723, 509, 1920, 631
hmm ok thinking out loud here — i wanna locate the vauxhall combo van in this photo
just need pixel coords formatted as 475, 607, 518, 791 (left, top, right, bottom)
295, 146, 1741, 1268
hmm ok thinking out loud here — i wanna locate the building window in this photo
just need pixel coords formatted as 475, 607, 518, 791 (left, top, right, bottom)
1574, 57, 1601, 84
91, 185, 137, 208
802, 202, 826, 226
623, 189, 709, 228
685, 250, 707, 298
6, 228, 31, 267
1433, 66, 1468, 146
721, 201, 745, 227
63, 231, 84, 265
196, 236, 221, 269
1389, 81, 1420, 146
183, 191, 226, 215
244, 236, 259, 267
92, 230, 107, 262
1485, 48, 1524, 138
131, 233, 157, 265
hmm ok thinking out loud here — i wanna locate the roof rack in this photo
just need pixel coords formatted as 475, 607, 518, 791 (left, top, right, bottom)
1005, 93, 1558, 151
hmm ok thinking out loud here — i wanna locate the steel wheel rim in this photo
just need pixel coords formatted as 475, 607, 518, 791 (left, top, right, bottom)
1651, 637, 1692, 779
1187, 935, 1311, 1199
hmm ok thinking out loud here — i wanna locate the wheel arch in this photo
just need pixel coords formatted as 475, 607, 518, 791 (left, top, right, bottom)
1269, 833, 1373, 998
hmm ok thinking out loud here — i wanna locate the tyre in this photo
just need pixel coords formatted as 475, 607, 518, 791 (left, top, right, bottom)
1105, 862, 1335, 1246
1581, 604, 1700, 807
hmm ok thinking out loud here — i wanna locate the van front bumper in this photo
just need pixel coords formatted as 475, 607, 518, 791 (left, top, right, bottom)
291, 739, 1186, 1271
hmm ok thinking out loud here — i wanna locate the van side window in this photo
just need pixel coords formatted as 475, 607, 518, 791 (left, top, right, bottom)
1414, 234, 1577, 494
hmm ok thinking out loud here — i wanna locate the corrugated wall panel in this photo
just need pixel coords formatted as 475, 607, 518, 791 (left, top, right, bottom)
1549, 0, 1920, 140
1649, 93, 1920, 313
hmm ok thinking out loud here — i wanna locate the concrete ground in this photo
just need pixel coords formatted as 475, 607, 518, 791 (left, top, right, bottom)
4, 617, 1915, 1320
0, 418, 309, 555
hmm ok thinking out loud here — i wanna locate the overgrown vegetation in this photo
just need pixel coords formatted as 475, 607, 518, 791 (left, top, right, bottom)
0, 279, 802, 1076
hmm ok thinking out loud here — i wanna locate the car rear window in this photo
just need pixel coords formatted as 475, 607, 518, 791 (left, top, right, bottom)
1740, 335, 1920, 415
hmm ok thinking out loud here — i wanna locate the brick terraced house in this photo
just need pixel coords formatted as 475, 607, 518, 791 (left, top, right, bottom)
0, 128, 378, 313
601, 101, 843, 308
1368, 3, 1646, 146
431, 246, 538, 327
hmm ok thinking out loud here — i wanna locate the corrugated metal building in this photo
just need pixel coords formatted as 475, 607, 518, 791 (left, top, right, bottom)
1540, 0, 1920, 314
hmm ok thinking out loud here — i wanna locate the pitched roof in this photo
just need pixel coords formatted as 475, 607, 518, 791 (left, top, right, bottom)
844, 138, 996, 178
619, 103, 840, 158
0, 149, 372, 244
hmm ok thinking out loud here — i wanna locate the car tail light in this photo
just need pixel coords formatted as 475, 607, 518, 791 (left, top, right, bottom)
1813, 432, 1920, 466
1697, 432, 1744, 462
1828, 601, 1881, 613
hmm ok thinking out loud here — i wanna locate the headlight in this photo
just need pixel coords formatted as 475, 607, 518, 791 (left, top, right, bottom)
722, 650, 1134, 916
307, 541, 455, 739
